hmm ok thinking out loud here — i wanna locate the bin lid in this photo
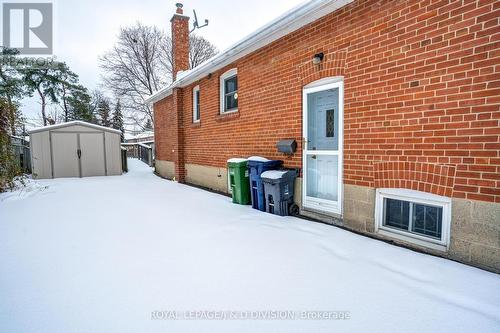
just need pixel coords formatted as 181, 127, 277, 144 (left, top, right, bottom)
227, 157, 248, 167
227, 158, 247, 163
261, 170, 289, 179
247, 156, 269, 162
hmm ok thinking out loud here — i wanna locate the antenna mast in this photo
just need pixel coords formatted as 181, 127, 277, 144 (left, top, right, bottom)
190, 9, 209, 33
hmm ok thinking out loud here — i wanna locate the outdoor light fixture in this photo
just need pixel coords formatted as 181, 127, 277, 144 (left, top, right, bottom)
312, 52, 324, 65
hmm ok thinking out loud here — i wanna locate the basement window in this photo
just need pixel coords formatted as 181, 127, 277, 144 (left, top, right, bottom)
375, 188, 451, 251
193, 85, 200, 122
220, 68, 238, 113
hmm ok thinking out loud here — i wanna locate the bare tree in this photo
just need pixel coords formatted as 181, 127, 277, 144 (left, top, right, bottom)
160, 34, 218, 80
188, 34, 218, 69
100, 23, 218, 130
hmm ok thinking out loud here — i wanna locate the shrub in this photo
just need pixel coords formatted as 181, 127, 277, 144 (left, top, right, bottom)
0, 132, 22, 192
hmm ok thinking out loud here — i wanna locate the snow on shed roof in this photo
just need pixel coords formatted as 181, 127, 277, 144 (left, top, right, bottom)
145, 0, 353, 104
27, 121, 122, 135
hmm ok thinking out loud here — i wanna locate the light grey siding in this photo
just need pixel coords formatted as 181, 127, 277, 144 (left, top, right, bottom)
105, 131, 121, 176
30, 131, 52, 179
29, 122, 123, 179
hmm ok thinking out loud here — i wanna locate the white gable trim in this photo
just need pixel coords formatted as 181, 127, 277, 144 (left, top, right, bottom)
27, 121, 122, 135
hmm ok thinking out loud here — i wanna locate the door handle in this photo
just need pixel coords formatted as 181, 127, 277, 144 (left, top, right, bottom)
302, 138, 310, 150
77, 149, 81, 159
311, 155, 317, 159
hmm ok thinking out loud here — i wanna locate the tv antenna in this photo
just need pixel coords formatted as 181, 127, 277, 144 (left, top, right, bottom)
190, 10, 209, 33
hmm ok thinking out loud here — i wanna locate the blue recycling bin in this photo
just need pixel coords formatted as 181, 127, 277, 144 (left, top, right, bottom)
247, 158, 283, 211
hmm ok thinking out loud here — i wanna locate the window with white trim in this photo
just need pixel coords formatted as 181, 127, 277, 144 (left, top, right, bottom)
193, 85, 200, 122
375, 188, 451, 251
220, 68, 238, 113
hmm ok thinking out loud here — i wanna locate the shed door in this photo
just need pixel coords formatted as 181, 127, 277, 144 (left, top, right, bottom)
80, 132, 106, 177
52, 133, 80, 178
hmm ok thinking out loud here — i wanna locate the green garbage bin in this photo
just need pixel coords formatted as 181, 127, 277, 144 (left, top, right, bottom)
227, 158, 250, 205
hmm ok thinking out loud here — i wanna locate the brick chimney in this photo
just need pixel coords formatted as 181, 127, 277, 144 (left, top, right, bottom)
171, 3, 190, 81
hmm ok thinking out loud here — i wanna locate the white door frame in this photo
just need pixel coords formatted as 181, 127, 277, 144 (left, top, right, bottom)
302, 77, 344, 215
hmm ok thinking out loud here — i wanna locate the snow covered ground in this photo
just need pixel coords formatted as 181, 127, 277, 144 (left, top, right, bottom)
1, 159, 499, 333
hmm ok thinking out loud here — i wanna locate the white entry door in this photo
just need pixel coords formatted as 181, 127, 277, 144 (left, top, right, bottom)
302, 79, 343, 215
80, 132, 106, 177
52, 133, 80, 178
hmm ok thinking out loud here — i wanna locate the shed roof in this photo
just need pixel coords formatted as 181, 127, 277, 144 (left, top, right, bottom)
27, 121, 122, 135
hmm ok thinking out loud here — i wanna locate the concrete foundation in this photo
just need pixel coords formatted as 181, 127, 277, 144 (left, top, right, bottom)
155, 160, 175, 179
185, 164, 228, 193
448, 198, 500, 272
343, 184, 376, 233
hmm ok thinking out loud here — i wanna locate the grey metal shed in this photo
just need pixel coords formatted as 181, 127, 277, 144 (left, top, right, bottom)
28, 121, 123, 179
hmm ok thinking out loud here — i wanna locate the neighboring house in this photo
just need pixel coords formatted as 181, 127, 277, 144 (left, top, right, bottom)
124, 131, 155, 144
147, 1, 499, 272
123, 131, 155, 165
9, 135, 31, 173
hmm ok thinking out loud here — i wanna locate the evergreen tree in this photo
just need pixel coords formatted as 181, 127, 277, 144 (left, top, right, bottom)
0, 47, 25, 135
143, 118, 153, 131
111, 100, 124, 142
97, 98, 111, 127
67, 87, 93, 122
0, 98, 21, 191
56, 63, 80, 122
23, 62, 65, 126
89, 90, 105, 124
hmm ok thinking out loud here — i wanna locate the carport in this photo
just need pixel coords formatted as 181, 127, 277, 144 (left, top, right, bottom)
28, 121, 122, 179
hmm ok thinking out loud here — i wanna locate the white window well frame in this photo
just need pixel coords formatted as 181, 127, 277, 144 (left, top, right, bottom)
375, 188, 451, 251
193, 85, 200, 123
220, 68, 238, 114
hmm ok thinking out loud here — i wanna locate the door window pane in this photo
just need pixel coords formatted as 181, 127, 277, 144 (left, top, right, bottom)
306, 154, 338, 201
307, 88, 339, 151
384, 198, 410, 230
326, 109, 335, 137
412, 204, 442, 239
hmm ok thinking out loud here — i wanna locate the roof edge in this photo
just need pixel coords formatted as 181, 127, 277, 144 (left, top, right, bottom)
145, 0, 353, 104
27, 121, 122, 135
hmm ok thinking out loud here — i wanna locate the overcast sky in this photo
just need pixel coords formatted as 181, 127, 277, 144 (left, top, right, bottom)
7, 0, 305, 127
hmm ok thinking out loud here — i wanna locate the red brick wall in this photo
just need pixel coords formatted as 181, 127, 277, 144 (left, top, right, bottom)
153, 95, 174, 161
154, 0, 500, 202
171, 11, 189, 80
374, 161, 456, 197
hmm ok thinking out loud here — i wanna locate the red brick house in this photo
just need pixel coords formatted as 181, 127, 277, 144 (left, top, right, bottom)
147, 0, 499, 272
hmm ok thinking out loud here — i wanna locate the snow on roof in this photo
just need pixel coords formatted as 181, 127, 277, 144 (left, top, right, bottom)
137, 143, 152, 149
9, 135, 30, 142
124, 131, 154, 140
27, 121, 122, 135
145, 0, 353, 104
